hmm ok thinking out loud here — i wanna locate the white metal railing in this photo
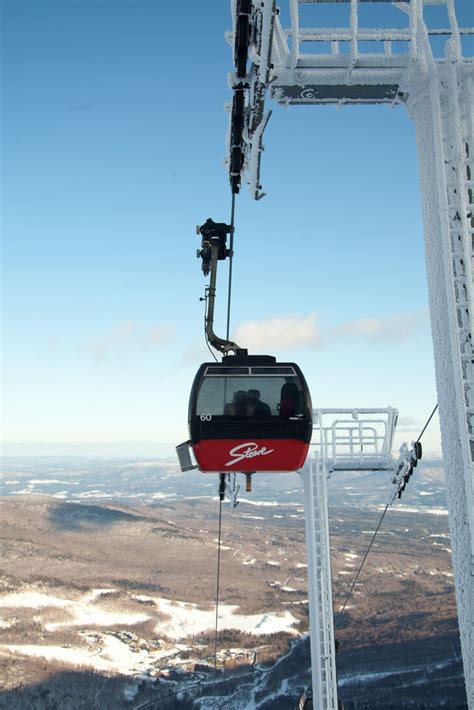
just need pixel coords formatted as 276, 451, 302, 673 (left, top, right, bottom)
282, 0, 474, 67
312, 407, 398, 471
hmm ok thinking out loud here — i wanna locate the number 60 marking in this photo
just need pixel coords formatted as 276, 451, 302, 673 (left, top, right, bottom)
200, 414, 212, 421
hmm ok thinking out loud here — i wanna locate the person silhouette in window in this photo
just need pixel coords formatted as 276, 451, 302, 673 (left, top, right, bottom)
247, 389, 271, 417
279, 382, 300, 418
225, 390, 253, 416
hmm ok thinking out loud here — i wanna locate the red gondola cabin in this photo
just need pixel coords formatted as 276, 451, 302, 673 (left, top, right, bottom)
188, 355, 313, 473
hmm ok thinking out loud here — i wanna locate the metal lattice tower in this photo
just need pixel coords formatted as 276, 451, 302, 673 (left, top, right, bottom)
301, 408, 398, 709
301, 458, 338, 710
227, 0, 474, 706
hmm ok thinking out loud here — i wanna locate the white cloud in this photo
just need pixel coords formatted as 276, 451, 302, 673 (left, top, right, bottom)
90, 321, 174, 361
147, 325, 174, 347
182, 310, 428, 359
331, 311, 429, 342
233, 313, 320, 351
91, 321, 136, 361
395, 416, 422, 432
182, 340, 215, 364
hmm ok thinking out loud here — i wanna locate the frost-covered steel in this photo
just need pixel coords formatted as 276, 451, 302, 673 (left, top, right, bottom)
306, 408, 399, 709
301, 458, 338, 710
227, 0, 474, 705
312, 407, 398, 471
227, 0, 474, 196
406, 44, 474, 708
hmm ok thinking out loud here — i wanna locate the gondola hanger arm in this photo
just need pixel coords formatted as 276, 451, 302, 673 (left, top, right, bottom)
197, 218, 245, 356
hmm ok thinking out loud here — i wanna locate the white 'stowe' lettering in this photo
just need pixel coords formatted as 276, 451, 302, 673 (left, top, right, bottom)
225, 442, 274, 467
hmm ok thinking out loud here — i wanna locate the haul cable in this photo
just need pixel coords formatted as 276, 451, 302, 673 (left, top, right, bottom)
214, 482, 225, 674
213, 191, 238, 696
225, 192, 236, 341
335, 403, 438, 628
416, 403, 438, 443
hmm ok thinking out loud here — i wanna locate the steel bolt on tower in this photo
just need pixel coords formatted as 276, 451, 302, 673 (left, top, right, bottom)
227, 0, 474, 704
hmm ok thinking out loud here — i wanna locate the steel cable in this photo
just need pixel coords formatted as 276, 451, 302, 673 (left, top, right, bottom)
226, 192, 236, 340
334, 403, 438, 627
214, 494, 224, 674
213, 192, 237, 702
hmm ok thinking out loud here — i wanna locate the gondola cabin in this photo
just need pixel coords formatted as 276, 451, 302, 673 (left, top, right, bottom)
188, 355, 312, 473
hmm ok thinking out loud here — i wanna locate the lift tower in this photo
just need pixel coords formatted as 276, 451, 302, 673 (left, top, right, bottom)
227, 0, 474, 705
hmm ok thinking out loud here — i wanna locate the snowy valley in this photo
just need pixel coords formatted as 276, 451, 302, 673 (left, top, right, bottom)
0, 457, 467, 708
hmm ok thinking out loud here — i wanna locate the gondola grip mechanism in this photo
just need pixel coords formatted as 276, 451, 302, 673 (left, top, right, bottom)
197, 218, 243, 356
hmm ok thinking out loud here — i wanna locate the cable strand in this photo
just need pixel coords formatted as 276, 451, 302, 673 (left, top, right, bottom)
416, 403, 438, 442
214, 493, 224, 673
203, 292, 218, 363
226, 192, 236, 340
212, 491, 225, 710
213, 192, 236, 702
335, 403, 438, 627
335, 498, 391, 626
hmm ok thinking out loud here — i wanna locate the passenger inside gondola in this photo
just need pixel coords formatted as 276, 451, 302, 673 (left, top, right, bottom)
279, 382, 301, 417
224, 390, 249, 416
196, 370, 307, 420
188, 361, 313, 473
224, 389, 272, 417
247, 389, 271, 417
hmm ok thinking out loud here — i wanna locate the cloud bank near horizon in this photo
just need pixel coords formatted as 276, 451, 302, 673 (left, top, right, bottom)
233, 313, 320, 351
331, 311, 429, 341
90, 321, 174, 362
232, 310, 429, 351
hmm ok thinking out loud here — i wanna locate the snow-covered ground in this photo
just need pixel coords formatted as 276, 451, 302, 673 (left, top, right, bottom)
0, 588, 299, 638
133, 595, 299, 639
389, 505, 449, 516
1, 632, 183, 675
0, 586, 300, 676
0, 590, 150, 631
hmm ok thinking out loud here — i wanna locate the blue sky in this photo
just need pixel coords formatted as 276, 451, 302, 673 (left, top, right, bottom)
3, 0, 459, 457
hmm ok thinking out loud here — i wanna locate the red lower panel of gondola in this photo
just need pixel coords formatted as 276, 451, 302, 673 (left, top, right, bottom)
192, 438, 310, 473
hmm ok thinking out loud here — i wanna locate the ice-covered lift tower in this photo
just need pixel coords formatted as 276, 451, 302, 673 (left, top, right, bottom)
227, 0, 474, 705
